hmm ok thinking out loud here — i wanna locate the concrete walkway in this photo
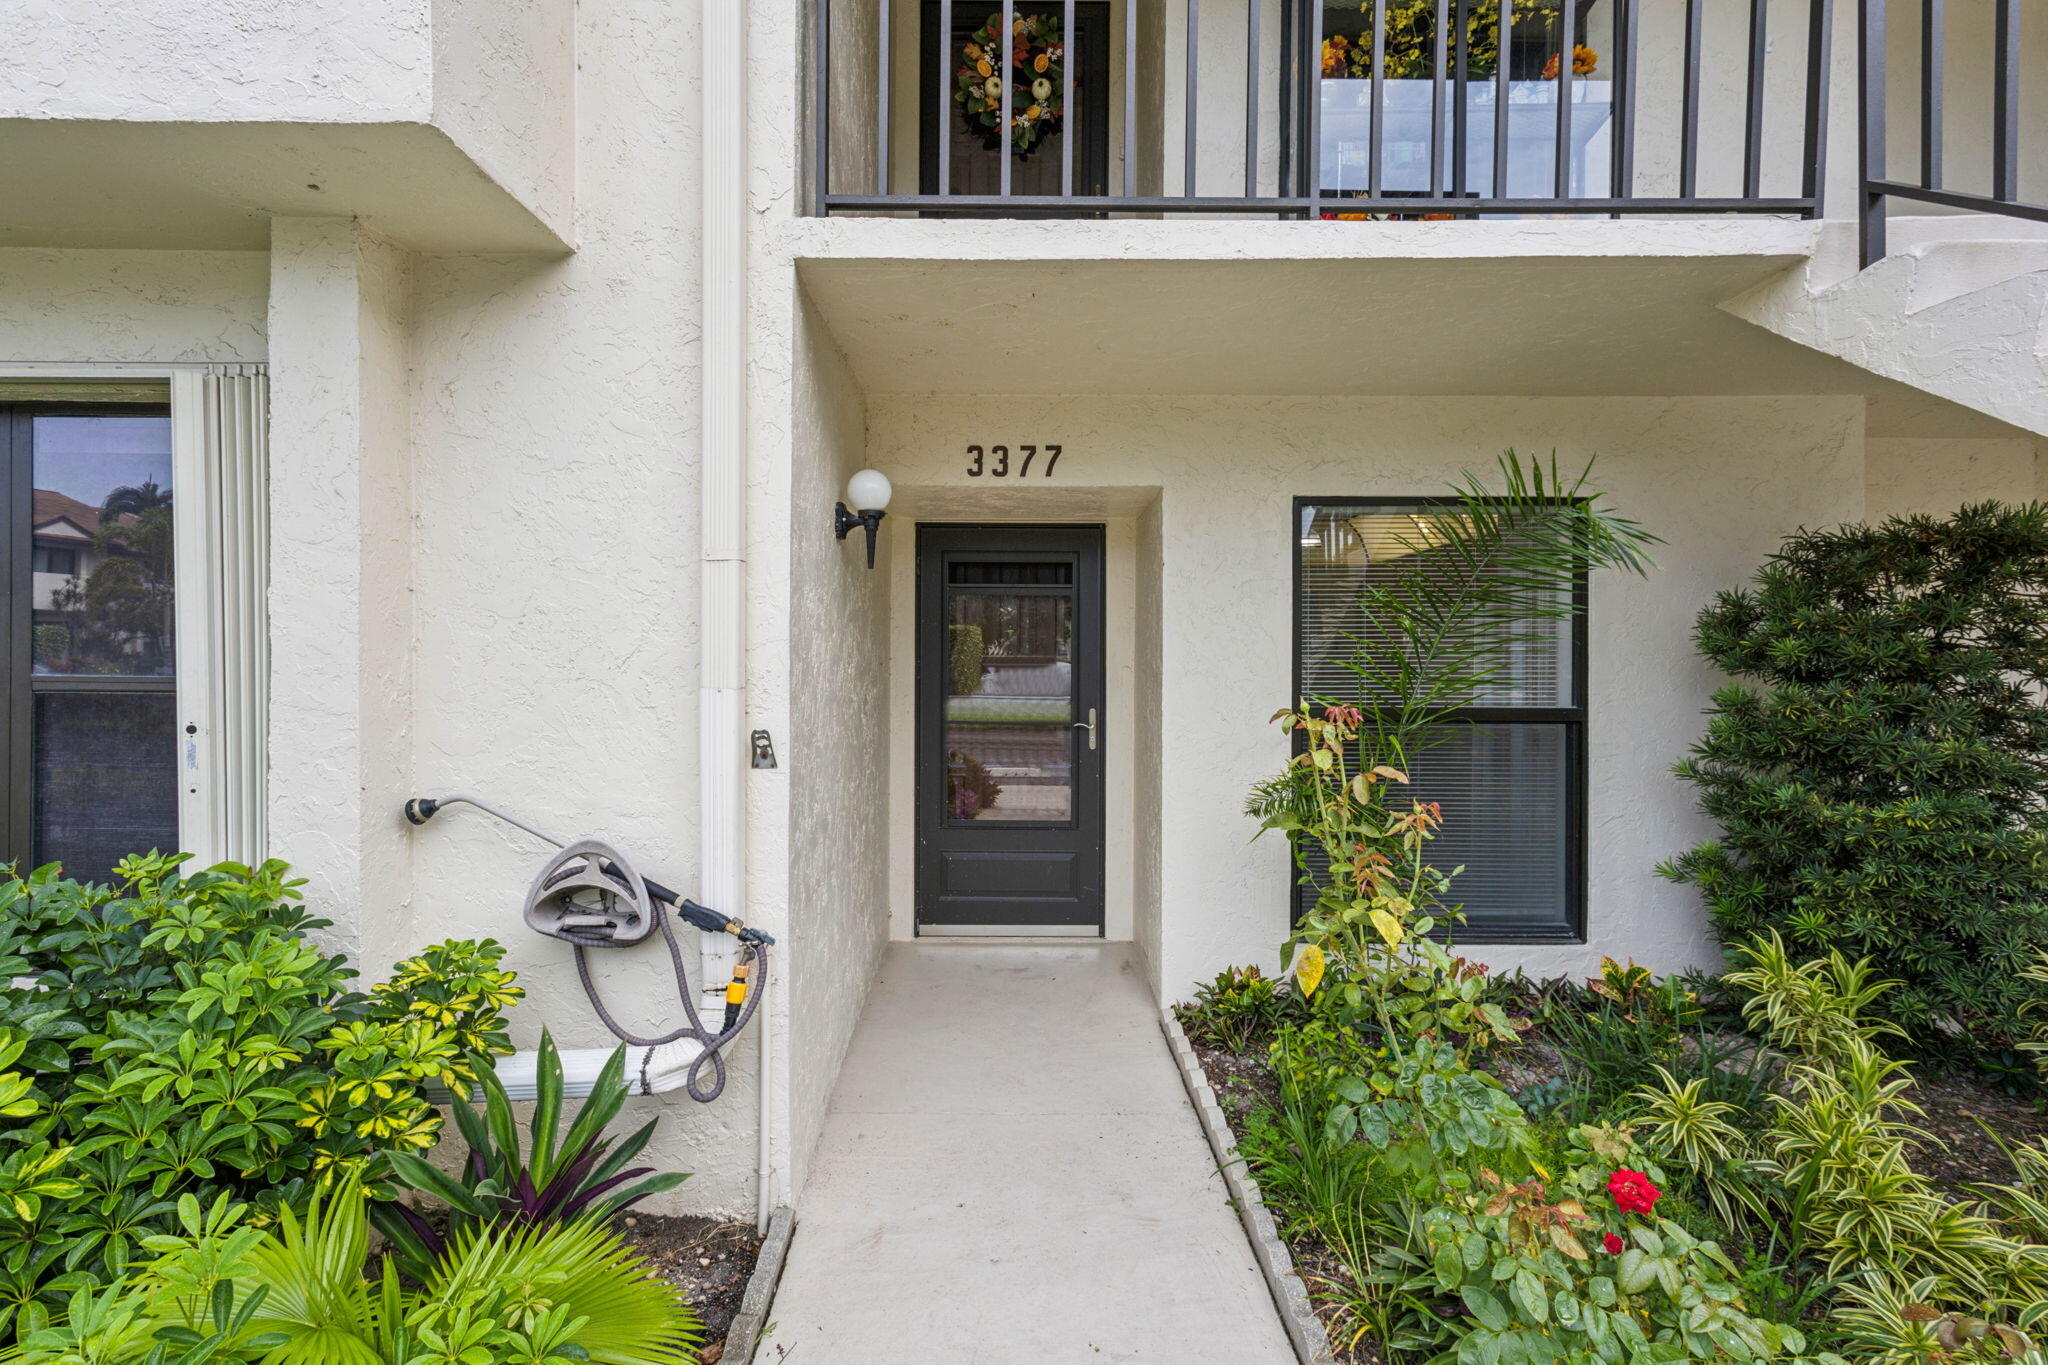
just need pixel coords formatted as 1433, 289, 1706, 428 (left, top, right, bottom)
764, 942, 1296, 1364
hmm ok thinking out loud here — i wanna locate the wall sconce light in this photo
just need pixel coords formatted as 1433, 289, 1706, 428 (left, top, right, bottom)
834, 469, 892, 569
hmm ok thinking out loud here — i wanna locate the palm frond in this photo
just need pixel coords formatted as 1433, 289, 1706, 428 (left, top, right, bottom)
1319, 451, 1659, 761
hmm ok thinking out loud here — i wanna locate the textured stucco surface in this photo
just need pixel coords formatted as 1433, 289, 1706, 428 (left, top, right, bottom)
1, 0, 572, 249
395, 0, 781, 1213
784, 290, 891, 1193
863, 393, 1867, 997
264, 217, 414, 967
1865, 437, 2044, 521
1729, 233, 2048, 439
1, 0, 433, 124
0, 249, 267, 361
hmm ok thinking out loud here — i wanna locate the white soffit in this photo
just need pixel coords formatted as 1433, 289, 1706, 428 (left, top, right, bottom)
793, 219, 2018, 439
0, 121, 568, 254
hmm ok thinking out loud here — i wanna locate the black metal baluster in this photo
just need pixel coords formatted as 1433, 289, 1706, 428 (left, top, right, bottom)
1995, 0, 2020, 201
1433, 0, 1449, 196
1555, 0, 1574, 198
1493, 0, 1511, 201
1187, 0, 1201, 198
1310, 0, 1326, 211
1681, 0, 1703, 198
1247, 0, 1262, 198
1281, 0, 1296, 201
1802, 0, 1834, 213
1063, 0, 1077, 196
1861, 0, 1889, 264
1000, 0, 1016, 196
1453, 0, 1470, 198
1921, 0, 1942, 188
1745, 0, 1769, 199
815, 0, 832, 204
1125, 0, 1138, 197
1369, 0, 1386, 201
940, 0, 955, 196
877, 0, 892, 195
1614, 0, 1639, 212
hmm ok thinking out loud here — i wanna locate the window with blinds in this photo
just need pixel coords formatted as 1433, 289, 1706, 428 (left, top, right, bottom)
1293, 499, 1586, 942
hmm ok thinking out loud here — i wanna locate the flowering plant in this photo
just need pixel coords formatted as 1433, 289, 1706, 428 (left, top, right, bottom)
1607, 1167, 1662, 1215
1318, 3, 1600, 80
955, 10, 1066, 157
1543, 43, 1600, 79
1418, 1127, 1816, 1362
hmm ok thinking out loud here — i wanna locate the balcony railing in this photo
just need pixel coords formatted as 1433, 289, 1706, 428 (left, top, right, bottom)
1860, 0, 2047, 264
812, 0, 1833, 219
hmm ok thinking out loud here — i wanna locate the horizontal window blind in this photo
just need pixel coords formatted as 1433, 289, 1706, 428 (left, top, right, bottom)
1294, 500, 1585, 941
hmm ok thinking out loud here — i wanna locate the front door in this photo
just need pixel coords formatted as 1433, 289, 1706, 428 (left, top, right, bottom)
915, 525, 1105, 934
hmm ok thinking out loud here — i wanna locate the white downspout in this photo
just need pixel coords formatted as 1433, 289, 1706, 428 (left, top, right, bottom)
700, 0, 770, 1231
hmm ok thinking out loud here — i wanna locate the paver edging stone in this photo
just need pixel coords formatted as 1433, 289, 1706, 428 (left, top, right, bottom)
1160, 1007, 1338, 1365
720, 1206, 796, 1364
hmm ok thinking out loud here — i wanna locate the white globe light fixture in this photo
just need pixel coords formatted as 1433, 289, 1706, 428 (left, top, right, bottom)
834, 469, 893, 569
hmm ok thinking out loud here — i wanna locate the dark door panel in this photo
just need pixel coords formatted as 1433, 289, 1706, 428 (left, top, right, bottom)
916, 525, 1105, 933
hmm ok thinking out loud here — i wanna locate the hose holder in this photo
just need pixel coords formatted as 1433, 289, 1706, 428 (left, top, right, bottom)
524, 840, 656, 947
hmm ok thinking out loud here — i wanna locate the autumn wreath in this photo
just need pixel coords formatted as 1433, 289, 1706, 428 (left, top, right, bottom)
955, 10, 1067, 157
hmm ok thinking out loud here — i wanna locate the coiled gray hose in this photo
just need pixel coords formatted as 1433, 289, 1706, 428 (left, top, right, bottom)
567, 905, 765, 1103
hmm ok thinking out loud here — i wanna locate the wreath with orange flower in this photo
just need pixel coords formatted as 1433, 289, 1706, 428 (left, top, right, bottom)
955, 10, 1068, 157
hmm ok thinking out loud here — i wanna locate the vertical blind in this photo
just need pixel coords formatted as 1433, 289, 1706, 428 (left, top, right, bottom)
1295, 501, 1583, 940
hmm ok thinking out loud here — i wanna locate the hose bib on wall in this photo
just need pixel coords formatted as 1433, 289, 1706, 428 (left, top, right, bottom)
403, 795, 773, 1103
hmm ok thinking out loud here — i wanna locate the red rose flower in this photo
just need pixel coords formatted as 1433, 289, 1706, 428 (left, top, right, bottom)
1607, 1169, 1661, 1215
1602, 1233, 1625, 1254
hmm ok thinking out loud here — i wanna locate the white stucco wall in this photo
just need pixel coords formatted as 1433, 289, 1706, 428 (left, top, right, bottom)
863, 393, 1865, 998
0, 249, 267, 362
394, 0, 786, 1212
265, 218, 415, 966
785, 290, 891, 1191
0, 0, 433, 124
2, 0, 575, 240
1865, 435, 2041, 520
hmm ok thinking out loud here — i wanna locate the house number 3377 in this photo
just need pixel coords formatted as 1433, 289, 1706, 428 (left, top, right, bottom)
965, 444, 1061, 478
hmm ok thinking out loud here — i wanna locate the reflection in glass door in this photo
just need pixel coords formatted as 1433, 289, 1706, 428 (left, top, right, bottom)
917, 526, 1104, 933
4, 407, 179, 881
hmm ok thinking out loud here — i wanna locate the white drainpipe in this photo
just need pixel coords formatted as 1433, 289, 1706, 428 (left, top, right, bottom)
700, 1, 770, 1231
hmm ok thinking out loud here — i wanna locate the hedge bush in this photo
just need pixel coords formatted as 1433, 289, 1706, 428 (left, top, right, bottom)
1662, 502, 2048, 1059
0, 854, 520, 1339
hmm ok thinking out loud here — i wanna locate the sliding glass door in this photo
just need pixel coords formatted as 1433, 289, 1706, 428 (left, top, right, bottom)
2, 404, 179, 881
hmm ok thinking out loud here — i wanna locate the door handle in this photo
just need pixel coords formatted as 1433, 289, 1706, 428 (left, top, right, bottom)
1070, 707, 1098, 751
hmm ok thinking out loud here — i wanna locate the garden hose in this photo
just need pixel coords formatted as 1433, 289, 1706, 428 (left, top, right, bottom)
568, 903, 767, 1104
403, 794, 774, 1103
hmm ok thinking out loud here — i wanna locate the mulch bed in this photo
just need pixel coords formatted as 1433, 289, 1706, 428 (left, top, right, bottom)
1188, 1037, 1383, 1363
1181, 1015, 2048, 1364
1907, 1071, 2048, 1192
615, 1213, 765, 1364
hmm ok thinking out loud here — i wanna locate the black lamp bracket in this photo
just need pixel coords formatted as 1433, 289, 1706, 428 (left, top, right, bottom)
834, 502, 887, 569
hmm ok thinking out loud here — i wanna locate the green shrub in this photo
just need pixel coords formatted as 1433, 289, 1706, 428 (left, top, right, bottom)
1178, 966, 1286, 1054
375, 1032, 688, 1282
0, 855, 521, 1338
1418, 1124, 1821, 1365
1662, 503, 2048, 1059
1636, 935, 2048, 1320
0, 1174, 701, 1365
947, 623, 985, 696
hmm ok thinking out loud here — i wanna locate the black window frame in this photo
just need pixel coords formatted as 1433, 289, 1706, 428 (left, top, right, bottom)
2, 401, 180, 872
1289, 494, 1588, 945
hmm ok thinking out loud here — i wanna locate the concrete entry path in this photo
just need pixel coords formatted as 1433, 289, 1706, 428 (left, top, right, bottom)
764, 942, 1297, 1364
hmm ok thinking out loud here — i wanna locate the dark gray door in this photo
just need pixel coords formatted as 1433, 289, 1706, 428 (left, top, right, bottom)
915, 525, 1105, 934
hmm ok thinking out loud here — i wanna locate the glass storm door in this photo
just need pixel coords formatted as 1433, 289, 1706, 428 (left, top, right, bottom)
2, 405, 179, 881
915, 525, 1105, 934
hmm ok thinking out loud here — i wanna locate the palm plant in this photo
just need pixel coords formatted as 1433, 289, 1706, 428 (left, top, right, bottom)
0, 1177, 700, 1365
1249, 451, 1657, 827
374, 1032, 687, 1282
